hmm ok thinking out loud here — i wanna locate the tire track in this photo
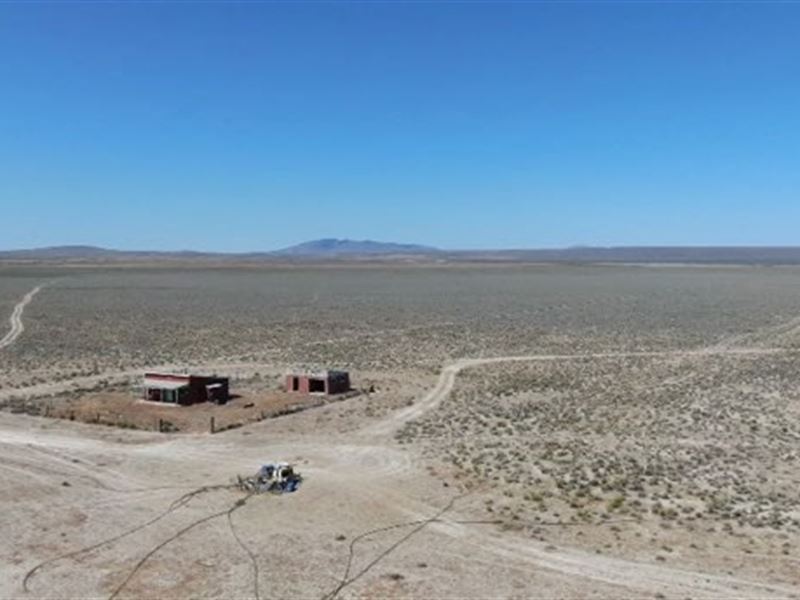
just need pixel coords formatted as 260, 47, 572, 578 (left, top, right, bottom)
323, 493, 467, 600
0, 285, 42, 350
107, 491, 255, 600
22, 484, 241, 595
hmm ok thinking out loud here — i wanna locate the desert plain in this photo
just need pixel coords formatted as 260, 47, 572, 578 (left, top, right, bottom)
1, 263, 799, 599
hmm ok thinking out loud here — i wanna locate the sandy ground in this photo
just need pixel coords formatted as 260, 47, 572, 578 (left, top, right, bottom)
2, 365, 798, 600
41, 389, 355, 434
2, 283, 800, 599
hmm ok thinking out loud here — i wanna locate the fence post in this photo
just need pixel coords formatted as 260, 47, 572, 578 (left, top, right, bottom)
210, 416, 215, 434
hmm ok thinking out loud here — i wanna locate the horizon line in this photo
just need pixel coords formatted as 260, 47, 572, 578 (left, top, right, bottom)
6, 242, 800, 254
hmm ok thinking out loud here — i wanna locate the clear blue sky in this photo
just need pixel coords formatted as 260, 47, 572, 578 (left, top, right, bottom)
1, 1, 799, 251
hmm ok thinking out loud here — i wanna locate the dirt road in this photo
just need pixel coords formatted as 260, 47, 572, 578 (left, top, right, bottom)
2, 311, 800, 597
0, 285, 41, 351
1, 343, 786, 404
3, 348, 799, 598
368, 345, 786, 436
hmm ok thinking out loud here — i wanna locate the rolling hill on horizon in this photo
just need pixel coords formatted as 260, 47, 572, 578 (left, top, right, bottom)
272, 238, 440, 256
0, 239, 440, 260
5, 241, 800, 265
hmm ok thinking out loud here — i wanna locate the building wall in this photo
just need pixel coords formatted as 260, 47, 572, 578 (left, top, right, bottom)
327, 372, 350, 394
286, 373, 350, 394
144, 373, 229, 405
187, 376, 229, 404
286, 374, 312, 393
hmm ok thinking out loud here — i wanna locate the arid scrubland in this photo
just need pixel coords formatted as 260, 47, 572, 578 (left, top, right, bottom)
3, 263, 800, 391
396, 354, 800, 582
399, 354, 800, 523
2, 263, 800, 595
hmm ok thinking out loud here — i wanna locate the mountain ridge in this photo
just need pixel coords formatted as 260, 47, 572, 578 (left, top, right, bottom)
5, 242, 800, 265
273, 238, 440, 256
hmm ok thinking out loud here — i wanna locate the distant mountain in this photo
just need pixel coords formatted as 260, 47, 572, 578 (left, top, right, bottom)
5, 243, 800, 265
0, 245, 123, 260
454, 246, 800, 265
273, 238, 440, 256
0, 245, 218, 261
0, 240, 440, 262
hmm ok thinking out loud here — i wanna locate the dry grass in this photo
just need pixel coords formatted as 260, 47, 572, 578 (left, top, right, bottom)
2, 263, 800, 595
4, 263, 800, 392
396, 353, 800, 572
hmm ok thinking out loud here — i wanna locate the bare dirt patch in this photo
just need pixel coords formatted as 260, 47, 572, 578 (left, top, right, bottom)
3, 264, 800, 598
36, 389, 357, 433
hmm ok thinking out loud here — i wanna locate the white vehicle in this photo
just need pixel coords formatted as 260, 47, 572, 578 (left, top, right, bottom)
238, 462, 302, 494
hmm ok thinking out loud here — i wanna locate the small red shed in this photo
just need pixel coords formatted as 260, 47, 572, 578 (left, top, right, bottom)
285, 370, 350, 395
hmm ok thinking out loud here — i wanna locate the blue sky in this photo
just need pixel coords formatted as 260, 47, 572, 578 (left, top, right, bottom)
1, 1, 799, 251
